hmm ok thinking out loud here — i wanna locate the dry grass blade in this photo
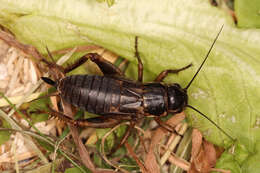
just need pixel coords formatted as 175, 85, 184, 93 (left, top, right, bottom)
160, 123, 188, 165
0, 106, 48, 164
52, 45, 102, 55
61, 100, 96, 172
0, 92, 41, 107
144, 113, 186, 173
161, 146, 190, 171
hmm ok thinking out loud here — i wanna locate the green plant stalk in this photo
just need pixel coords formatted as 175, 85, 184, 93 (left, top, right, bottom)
4, 92, 48, 131
170, 128, 192, 173
0, 92, 43, 134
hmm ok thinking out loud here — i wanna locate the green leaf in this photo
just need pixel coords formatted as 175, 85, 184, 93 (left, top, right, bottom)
241, 142, 260, 173
214, 151, 242, 173
0, 0, 260, 172
235, 0, 260, 28
0, 117, 11, 145
96, 128, 114, 152
27, 94, 50, 124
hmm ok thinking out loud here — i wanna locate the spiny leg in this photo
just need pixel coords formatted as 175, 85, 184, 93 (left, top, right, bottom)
64, 53, 125, 76
135, 36, 143, 82
63, 55, 89, 73
48, 107, 122, 128
154, 63, 192, 82
85, 53, 124, 76
49, 108, 137, 154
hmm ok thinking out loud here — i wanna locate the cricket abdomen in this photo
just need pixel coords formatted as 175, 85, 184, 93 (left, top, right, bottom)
58, 75, 143, 115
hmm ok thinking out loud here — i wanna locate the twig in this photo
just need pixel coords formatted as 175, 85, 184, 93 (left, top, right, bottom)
125, 142, 148, 173
101, 122, 146, 173
101, 122, 130, 173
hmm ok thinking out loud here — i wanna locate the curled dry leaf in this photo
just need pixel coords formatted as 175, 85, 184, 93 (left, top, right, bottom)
191, 129, 203, 162
189, 129, 217, 173
144, 112, 186, 173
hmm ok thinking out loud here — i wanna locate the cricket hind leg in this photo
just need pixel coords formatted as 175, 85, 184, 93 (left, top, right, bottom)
85, 53, 125, 76
154, 63, 192, 82
49, 108, 137, 154
82, 36, 143, 79
64, 53, 125, 76
48, 107, 122, 128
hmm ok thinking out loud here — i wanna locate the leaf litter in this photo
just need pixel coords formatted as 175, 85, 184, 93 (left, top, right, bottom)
0, 29, 232, 173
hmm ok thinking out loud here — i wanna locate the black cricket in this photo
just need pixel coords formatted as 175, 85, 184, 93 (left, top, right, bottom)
42, 25, 234, 144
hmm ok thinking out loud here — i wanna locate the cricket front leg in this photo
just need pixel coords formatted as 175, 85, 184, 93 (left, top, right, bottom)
154, 63, 192, 82
135, 36, 144, 82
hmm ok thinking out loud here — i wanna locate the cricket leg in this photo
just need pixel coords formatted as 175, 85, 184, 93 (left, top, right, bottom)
154, 117, 182, 136
135, 36, 143, 82
48, 108, 121, 128
154, 63, 192, 82
108, 120, 136, 156
85, 53, 124, 76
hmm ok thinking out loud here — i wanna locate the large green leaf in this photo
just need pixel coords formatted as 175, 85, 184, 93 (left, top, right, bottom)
1, 0, 260, 172
235, 0, 260, 28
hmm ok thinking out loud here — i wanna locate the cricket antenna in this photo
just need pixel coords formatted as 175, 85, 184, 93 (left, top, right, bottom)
46, 46, 55, 63
187, 105, 235, 141
184, 25, 224, 90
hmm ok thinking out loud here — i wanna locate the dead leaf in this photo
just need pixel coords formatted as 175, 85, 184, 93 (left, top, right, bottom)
144, 113, 185, 173
189, 129, 216, 173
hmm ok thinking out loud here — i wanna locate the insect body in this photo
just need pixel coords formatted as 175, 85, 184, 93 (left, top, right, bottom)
42, 25, 234, 141
56, 75, 186, 117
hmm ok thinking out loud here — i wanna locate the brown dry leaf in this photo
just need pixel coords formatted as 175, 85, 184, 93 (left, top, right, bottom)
144, 113, 185, 173
189, 129, 217, 173
161, 147, 190, 171
191, 129, 203, 161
